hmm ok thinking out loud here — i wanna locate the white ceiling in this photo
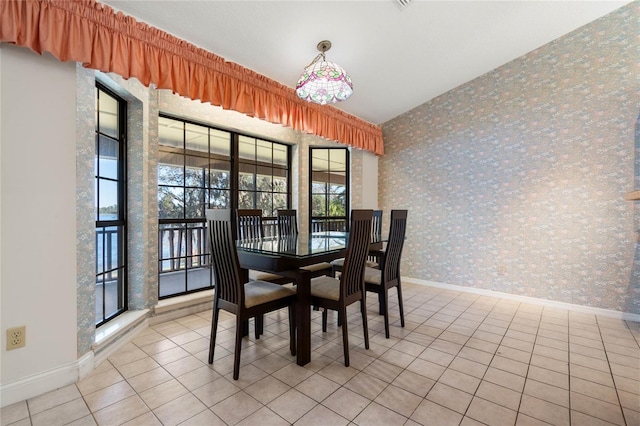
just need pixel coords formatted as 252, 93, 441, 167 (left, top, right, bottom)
100, 0, 629, 125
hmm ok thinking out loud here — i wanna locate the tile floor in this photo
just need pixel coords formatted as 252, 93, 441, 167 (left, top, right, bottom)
2, 282, 639, 426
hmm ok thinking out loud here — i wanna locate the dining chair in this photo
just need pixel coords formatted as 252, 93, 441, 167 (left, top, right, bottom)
331, 209, 383, 276
310, 209, 373, 367
277, 209, 333, 277
364, 209, 408, 338
206, 209, 296, 380
236, 209, 265, 240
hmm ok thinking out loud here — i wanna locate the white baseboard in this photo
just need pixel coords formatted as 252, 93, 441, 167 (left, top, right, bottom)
0, 352, 93, 408
404, 277, 640, 323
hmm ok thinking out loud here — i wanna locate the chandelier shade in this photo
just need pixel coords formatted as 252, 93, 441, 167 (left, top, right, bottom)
296, 41, 353, 105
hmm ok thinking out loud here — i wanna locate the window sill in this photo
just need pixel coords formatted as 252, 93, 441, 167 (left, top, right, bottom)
151, 290, 214, 325
93, 309, 149, 353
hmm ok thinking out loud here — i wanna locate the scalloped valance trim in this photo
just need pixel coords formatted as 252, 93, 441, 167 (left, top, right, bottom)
0, 0, 383, 155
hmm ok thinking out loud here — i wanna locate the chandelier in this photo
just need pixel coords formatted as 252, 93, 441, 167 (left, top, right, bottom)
296, 40, 353, 105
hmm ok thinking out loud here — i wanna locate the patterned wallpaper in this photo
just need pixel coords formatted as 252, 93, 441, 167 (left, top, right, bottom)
380, 3, 639, 314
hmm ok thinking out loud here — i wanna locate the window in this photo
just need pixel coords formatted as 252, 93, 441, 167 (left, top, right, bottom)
238, 135, 290, 216
158, 115, 290, 298
310, 147, 349, 231
95, 85, 127, 326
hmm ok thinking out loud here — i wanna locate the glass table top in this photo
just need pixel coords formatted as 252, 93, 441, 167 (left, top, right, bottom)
236, 231, 348, 259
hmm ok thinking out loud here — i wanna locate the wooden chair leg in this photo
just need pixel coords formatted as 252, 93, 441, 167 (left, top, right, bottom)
288, 305, 296, 356
322, 308, 328, 332
255, 315, 263, 339
397, 283, 405, 328
341, 307, 350, 367
378, 290, 384, 315
361, 299, 369, 350
382, 289, 390, 339
209, 303, 220, 364
233, 316, 243, 380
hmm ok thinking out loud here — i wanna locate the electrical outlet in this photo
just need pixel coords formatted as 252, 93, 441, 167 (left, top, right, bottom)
7, 326, 26, 350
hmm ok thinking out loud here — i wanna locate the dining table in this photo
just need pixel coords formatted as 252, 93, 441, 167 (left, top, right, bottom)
236, 231, 349, 366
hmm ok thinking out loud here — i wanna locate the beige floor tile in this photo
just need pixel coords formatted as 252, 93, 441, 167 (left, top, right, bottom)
27, 384, 82, 415
126, 366, 173, 393
484, 366, 526, 392
524, 379, 569, 408
295, 373, 341, 402
418, 347, 455, 366
152, 393, 207, 426
244, 375, 291, 404
344, 371, 388, 400
491, 355, 529, 377
162, 354, 205, 378
294, 404, 350, 426
458, 345, 495, 364
515, 413, 554, 426
570, 364, 615, 388
527, 365, 569, 390
374, 384, 422, 417
438, 368, 481, 394
176, 364, 221, 391
66, 414, 97, 426
406, 357, 447, 380
354, 401, 409, 426
192, 376, 241, 407
392, 339, 428, 356
466, 396, 518, 426
211, 390, 262, 425
530, 354, 569, 375
273, 362, 315, 386
30, 398, 90, 426
83, 380, 136, 412
570, 391, 625, 425
76, 368, 125, 396
92, 395, 150, 426
108, 346, 150, 368
570, 376, 619, 404
151, 346, 191, 365
267, 388, 317, 424
378, 348, 416, 368
391, 369, 436, 397
622, 407, 640, 426
236, 406, 289, 426
475, 380, 522, 411
570, 410, 622, 426
449, 356, 489, 378
411, 399, 463, 425
115, 356, 161, 379
464, 337, 500, 354
139, 378, 188, 410
321, 387, 371, 420
121, 411, 163, 426
1, 401, 30, 425
426, 382, 473, 414
519, 394, 569, 426
362, 358, 403, 383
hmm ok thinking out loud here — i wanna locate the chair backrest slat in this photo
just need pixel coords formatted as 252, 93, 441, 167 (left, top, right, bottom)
236, 209, 264, 240
341, 210, 374, 299
372, 210, 383, 241
383, 210, 408, 284
277, 209, 298, 237
207, 209, 243, 305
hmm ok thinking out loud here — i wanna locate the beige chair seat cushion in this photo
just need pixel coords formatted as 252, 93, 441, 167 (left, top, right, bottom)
249, 269, 288, 282
244, 280, 296, 308
331, 258, 379, 269
310, 276, 340, 301
301, 262, 332, 272
364, 266, 381, 285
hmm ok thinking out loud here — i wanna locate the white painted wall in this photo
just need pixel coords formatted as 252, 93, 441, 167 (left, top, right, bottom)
0, 46, 78, 386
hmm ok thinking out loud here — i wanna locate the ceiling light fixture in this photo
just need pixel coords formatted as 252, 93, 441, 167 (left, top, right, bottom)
296, 40, 353, 105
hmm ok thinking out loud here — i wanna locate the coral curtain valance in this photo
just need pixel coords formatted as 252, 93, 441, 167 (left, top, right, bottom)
0, 0, 384, 155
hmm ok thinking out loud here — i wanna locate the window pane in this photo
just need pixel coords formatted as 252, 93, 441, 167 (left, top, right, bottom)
257, 193, 273, 216
329, 149, 347, 172
312, 150, 329, 171
159, 116, 184, 148
239, 172, 255, 190
97, 178, 118, 219
256, 173, 272, 192
312, 194, 326, 216
185, 161, 207, 187
329, 194, 346, 216
238, 135, 256, 160
185, 123, 209, 153
98, 92, 118, 138
273, 193, 287, 212
209, 163, 230, 190
210, 129, 231, 156
273, 144, 288, 166
273, 175, 287, 193
158, 186, 184, 219
158, 152, 184, 185
207, 189, 230, 209
238, 191, 254, 209
256, 139, 272, 163
312, 182, 327, 193
184, 188, 204, 218
97, 135, 118, 180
